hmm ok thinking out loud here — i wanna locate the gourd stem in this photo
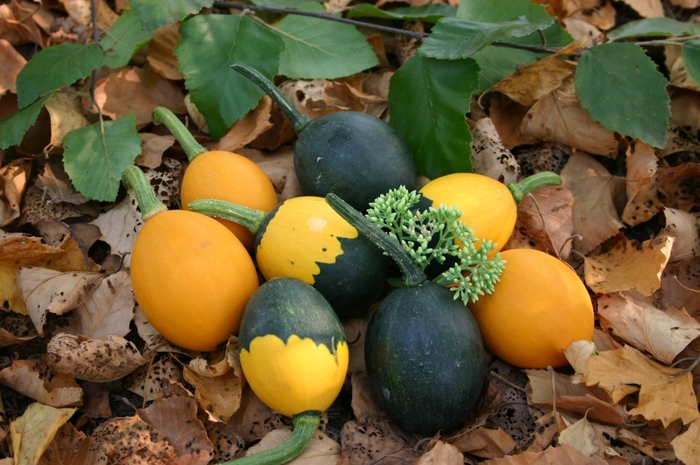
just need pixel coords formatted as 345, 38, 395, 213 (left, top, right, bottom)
218, 411, 321, 465
507, 171, 562, 204
326, 193, 426, 287
152, 106, 206, 162
231, 62, 313, 134
188, 198, 266, 235
121, 165, 167, 221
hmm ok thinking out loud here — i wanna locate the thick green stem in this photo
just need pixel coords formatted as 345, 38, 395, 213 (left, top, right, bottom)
121, 165, 167, 221
188, 198, 267, 235
326, 193, 426, 287
507, 171, 562, 204
218, 411, 321, 465
152, 106, 206, 162
231, 63, 313, 134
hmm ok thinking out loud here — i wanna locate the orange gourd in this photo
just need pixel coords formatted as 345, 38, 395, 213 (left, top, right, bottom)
123, 165, 259, 352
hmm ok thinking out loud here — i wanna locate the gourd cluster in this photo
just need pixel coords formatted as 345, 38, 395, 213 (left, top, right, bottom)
124, 64, 595, 465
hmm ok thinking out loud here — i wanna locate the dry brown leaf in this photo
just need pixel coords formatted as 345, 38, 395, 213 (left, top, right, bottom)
10, 402, 77, 465
520, 90, 619, 158
661, 89, 700, 156
35, 158, 92, 206
471, 117, 520, 183
583, 235, 673, 296
216, 96, 275, 153
238, 146, 301, 201
668, 0, 699, 7
585, 345, 699, 426
671, 418, 700, 463
183, 340, 244, 422
618, 0, 664, 17
450, 427, 516, 459
0, 157, 31, 227
597, 291, 700, 365
0, 1, 46, 46
0, 312, 37, 347
0, 358, 83, 407
489, 38, 584, 107
244, 427, 341, 464
561, 152, 625, 255
124, 353, 185, 402
91, 66, 187, 127
666, 44, 699, 91
43, 92, 90, 149
279, 77, 382, 120
91, 415, 179, 464
487, 94, 540, 149
660, 256, 700, 318
482, 444, 608, 464
228, 385, 287, 444
657, 162, 700, 212
18, 185, 94, 226
0, 38, 25, 93
343, 317, 368, 375
137, 133, 177, 169
138, 396, 214, 465
621, 142, 661, 227
557, 415, 604, 458
60, 0, 119, 29
147, 23, 184, 80
660, 208, 700, 262
17, 267, 102, 334
340, 419, 419, 463
47, 333, 148, 382
562, 17, 603, 47
413, 440, 464, 464
350, 371, 390, 426
563, 339, 597, 377
38, 422, 102, 465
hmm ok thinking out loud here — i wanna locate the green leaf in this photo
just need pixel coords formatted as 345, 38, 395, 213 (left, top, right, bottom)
346, 3, 456, 22
388, 56, 479, 178
16, 43, 103, 109
176, 15, 285, 140
129, 0, 214, 32
251, 0, 323, 8
682, 39, 700, 87
273, 3, 379, 79
0, 94, 52, 150
575, 43, 670, 148
457, 0, 571, 92
63, 113, 142, 202
416, 16, 553, 59
607, 18, 698, 41
101, 9, 154, 68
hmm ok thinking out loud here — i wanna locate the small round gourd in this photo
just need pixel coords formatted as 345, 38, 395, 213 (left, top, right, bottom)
468, 248, 595, 369
124, 166, 259, 352
152, 107, 278, 249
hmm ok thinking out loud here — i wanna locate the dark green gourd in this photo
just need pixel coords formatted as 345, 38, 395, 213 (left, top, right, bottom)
232, 63, 417, 211
326, 193, 486, 436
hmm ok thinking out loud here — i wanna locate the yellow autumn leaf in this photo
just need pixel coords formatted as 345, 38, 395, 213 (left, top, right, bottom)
10, 402, 76, 465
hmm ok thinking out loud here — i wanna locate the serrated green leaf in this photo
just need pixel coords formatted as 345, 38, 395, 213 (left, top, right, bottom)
129, 0, 214, 32
176, 15, 285, 140
682, 39, 700, 87
607, 18, 698, 41
0, 94, 52, 150
416, 16, 553, 59
575, 43, 670, 148
456, 0, 571, 92
101, 9, 154, 68
346, 3, 455, 23
273, 3, 378, 79
388, 56, 479, 178
63, 113, 142, 202
16, 43, 103, 109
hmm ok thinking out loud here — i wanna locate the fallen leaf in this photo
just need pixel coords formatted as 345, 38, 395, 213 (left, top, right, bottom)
570, 0, 617, 30
563, 339, 597, 377
0, 312, 37, 347
340, 419, 419, 464
0, 38, 25, 93
660, 89, 700, 156
450, 427, 517, 459
656, 162, 700, 212
138, 396, 214, 465
47, 333, 148, 382
124, 353, 185, 402
244, 427, 341, 464
90, 415, 179, 464
660, 256, 700, 318
414, 440, 464, 464
137, 133, 177, 169
0, 158, 31, 227
471, 117, 520, 184
147, 23, 183, 80
621, 142, 661, 227
618, 0, 664, 17
10, 402, 77, 465
37, 422, 102, 465
35, 159, 92, 205
561, 152, 625, 255
597, 290, 700, 365
562, 17, 602, 47
557, 414, 603, 458
628, 370, 699, 427
43, 92, 90, 149
660, 208, 700, 262
487, 94, 540, 149
216, 96, 275, 153
228, 385, 287, 444
666, 44, 699, 91
520, 90, 619, 158
671, 418, 700, 464
0, 358, 83, 407
481, 443, 608, 464
60, 0, 119, 29
583, 235, 673, 296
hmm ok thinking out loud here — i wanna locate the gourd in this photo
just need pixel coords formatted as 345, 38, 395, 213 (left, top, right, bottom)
231, 62, 417, 211
326, 193, 485, 436
468, 248, 595, 369
123, 165, 259, 352
189, 196, 389, 317
418, 171, 562, 253
228, 277, 348, 465
152, 106, 278, 250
